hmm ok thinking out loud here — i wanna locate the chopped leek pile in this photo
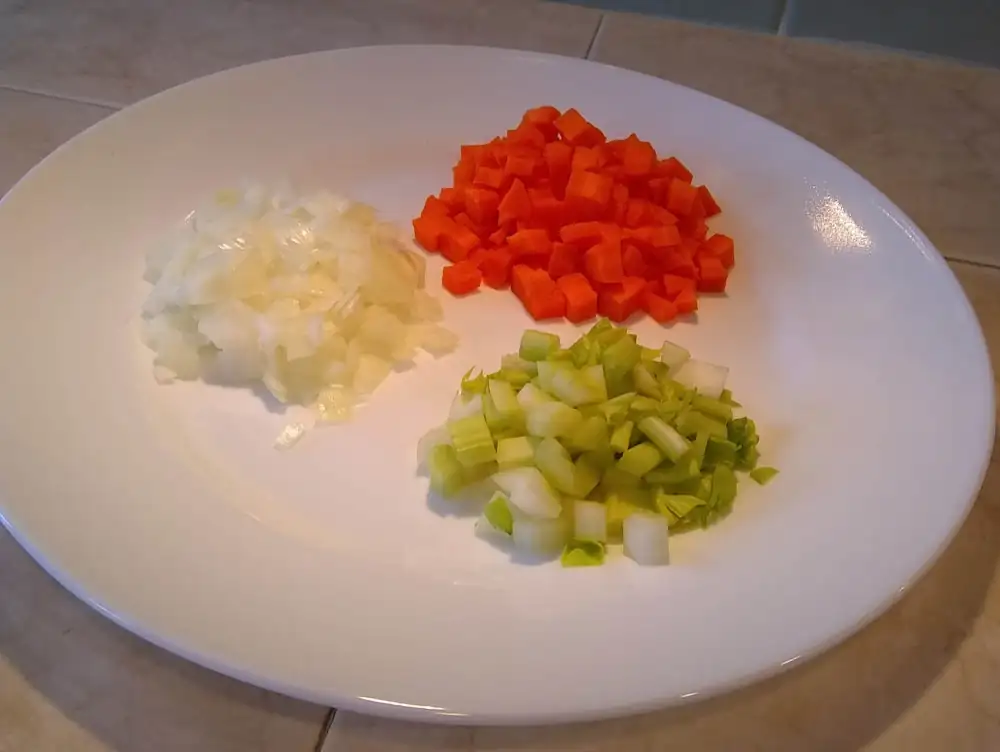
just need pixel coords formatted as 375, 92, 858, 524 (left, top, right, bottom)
419, 319, 776, 566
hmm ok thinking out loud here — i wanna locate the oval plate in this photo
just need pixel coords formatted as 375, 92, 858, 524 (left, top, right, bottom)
0, 46, 993, 724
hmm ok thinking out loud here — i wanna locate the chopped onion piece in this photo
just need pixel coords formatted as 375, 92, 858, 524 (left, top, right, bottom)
624, 512, 670, 566
671, 359, 729, 399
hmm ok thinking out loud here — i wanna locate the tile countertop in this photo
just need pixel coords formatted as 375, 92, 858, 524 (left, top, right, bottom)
1, 2, 999, 751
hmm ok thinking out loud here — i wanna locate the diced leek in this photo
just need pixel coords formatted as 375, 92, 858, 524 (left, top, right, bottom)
563, 415, 609, 453
609, 420, 634, 454
517, 382, 554, 410
428, 444, 465, 497
581, 446, 616, 473
729, 417, 761, 470
672, 359, 729, 399
720, 388, 742, 407
572, 454, 602, 498
534, 438, 578, 495
602, 335, 642, 396
496, 436, 535, 470
713, 464, 738, 506
703, 436, 738, 468
447, 413, 496, 468
486, 379, 523, 432
645, 458, 700, 485
691, 394, 734, 422
750, 466, 779, 485
572, 500, 608, 542
561, 538, 606, 567
483, 491, 514, 535
568, 336, 598, 368
513, 512, 570, 557
599, 392, 636, 425
549, 364, 607, 406
519, 330, 560, 362
526, 401, 584, 438
659, 340, 691, 370
624, 512, 670, 565
637, 416, 690, 462
656, 493, 706, 520
674, 410, 728, 440
449, 392, 483, 421
502, 353, 538, 375
640, 346, 660, 362
629, 396, 662, 417
617, 442, 664, 477
632, 363, 661, 399
461, 367, 488, 395
493, 467, 562, 518
416, 425, 450, 468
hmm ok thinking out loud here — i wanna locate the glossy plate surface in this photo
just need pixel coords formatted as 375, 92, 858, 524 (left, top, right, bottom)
0, 46, 993, 724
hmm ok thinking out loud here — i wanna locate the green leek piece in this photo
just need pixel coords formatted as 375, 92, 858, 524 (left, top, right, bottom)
645, 458, 700, 485
637, 416, 690, 462
691, 394, 734, 422
640, 346, 660, 362
712, 464, 738, 506
561, 539, 606, 567
502, 353, 538, 375
428, 444, 466, 497
483, 492, 514, 535
728, 417, 761, 470
674, 410, 728, 440
526, 401, 584, 438
496, 436, 535, 470
599, 392, 636, 426
572, 454, 603, 498
487, 379, 523, 428
602, 334, 642, 396
461, 368, 488, 395
632, 363, 661, 399
563, 415, 610, 453
609, 420, 634, 454
569, 336, 599, 368
534, 438, 578, 495
750, 466, 779, 485
519, 330, 561, 362
720, 388, 742, 407
517, 382, 554, 410
599, 466, 641, 496
657, 493, 706, 520
586, 318, 614, 338
629, 395, 662, 418
537, 362, 608, 406
447, 413, 496, 468
581, 446, 616, 473
703, 437, 738, 468
617, 442, 664, 477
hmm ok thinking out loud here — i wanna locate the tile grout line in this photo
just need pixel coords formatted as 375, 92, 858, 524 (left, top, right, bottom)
948, 257, 1000, 272
585, 13, 606, 60
776, 0, 791, 36
311, 707, 337, 752
0, 82, 122, 110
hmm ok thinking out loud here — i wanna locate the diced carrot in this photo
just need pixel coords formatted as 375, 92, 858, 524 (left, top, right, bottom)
481, 248, 514, 289
553, 108, 606, 147
643, 291, 678, 324
624, 198, 652, 229
583, 239, 624, 284
702, 233, 735, 268
440, 221, 481, 263
460, 144, 486, 164
625, 225, 682, 250
463, 187, 500, 227
697, 185, 721, 217
647, 178, 671, 205
439, 186, 464, 212
498, 178, 532, 225
645, 278, 666, 297
412, 214, 452, 252
453, 159, 476, 185
510, 264, 536, 302
508, 228, 552, 258
675, 286, 698, 314
543, 141, 573, 195
522, 105, 562, 140
649, 205, 679, 226
666, 178, 699, 217
610, 183, 629, 225
657, 156, 694, 183
506, 123, 547, 150
421, 195, 451, 218
622, 243, 647, 278
442, 261, 482, 296
548, 242, 579, 279
565, 170, 614, 217
662, 247, 696, 278
697, 255, 728, 293
622, 136, 657, 178
488, 225, 511, 247
454, 212, 488, 240
468, 247, 490, 267
598, 276, 645, 322
527, 189, 570, 229
473, 165, 506, 191
557, 273, 598, 323
525, 286, 567, 321
571, 147, 604, 173
559, 221, 619, 248
505, 151, 538, 179
662, 273, 696, 299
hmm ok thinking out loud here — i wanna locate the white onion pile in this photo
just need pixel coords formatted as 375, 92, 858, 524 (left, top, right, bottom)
141, 185, 457, 425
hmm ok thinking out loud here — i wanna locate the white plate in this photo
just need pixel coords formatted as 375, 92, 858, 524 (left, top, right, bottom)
0, 45, 993, 725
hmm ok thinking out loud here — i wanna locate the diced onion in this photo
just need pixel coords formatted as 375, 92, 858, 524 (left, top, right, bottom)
623, 512, 670, 566
573, 500, 608, 542
670, 359, 729, 399
140, 184, 457, 436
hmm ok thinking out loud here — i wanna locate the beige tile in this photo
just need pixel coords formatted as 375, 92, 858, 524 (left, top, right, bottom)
0, 0, 601, 106
590, 15, 1000, 267
0, 531, 328, 752
0, 89, 114, 194
325, 261, 1000, 751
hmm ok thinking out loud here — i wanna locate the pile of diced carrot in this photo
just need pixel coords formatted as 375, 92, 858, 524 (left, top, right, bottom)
412, 106, 735, 324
